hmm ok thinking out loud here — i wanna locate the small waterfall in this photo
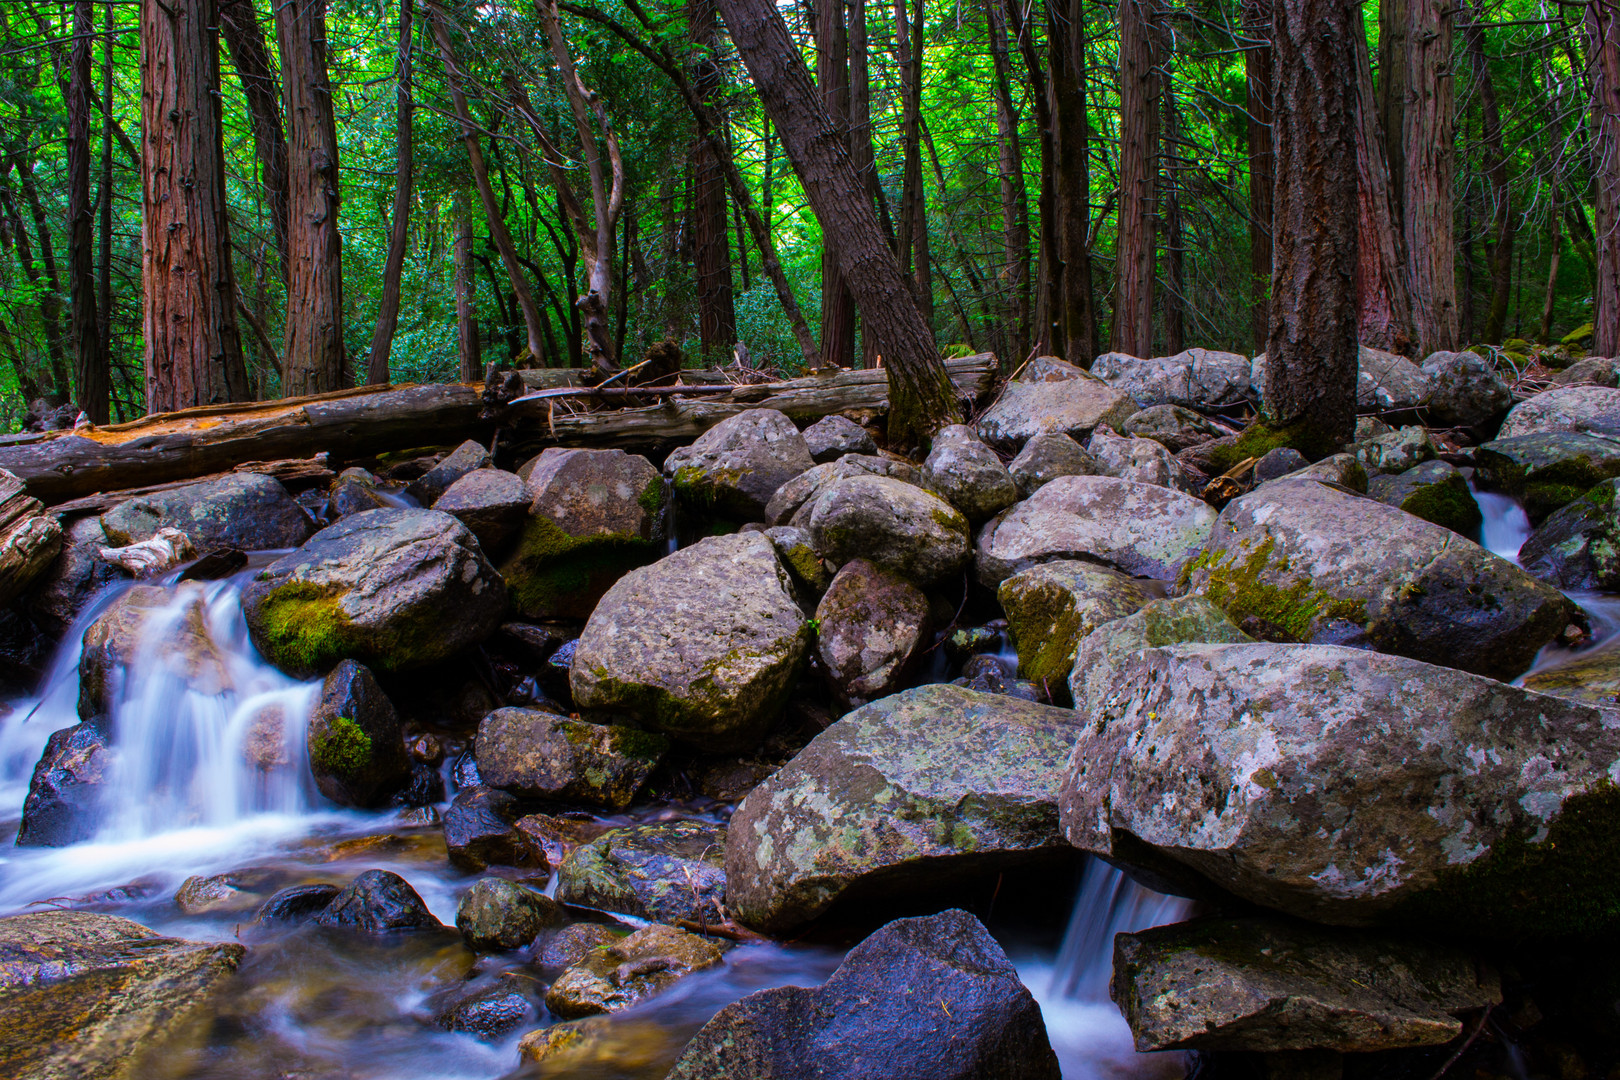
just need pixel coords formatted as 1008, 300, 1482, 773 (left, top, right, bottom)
1049, 859, 1194, 1002
1470, 483, 1532, 562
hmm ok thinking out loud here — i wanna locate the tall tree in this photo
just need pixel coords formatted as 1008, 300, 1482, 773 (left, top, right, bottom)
689, 0, 737, 359
1243, 0, 1273, 355
985, 0, 1030, 362
1264, 0, 1358, 453
97, 0, 114, 396
68, 0, 106, 421
139, 0, 250, 410
1, 150, 72, 403
815, 0, 857, 368
715, 0, 959, 442
1002, 0, 1059, 355
276, 0, 346, 393
894, 0, 933, 327
1114, 0, 1161, 356
1353, 4, 1414, 353
1050, 0, 1097, 362
218, 0, 290, 281
368, 0, 415, 384
1590, 0, 1620, 355
451, 188, 480, 381
1378, 0, 1409, 223
1403, 0, 1458, 353
1464, 5, 1513, 344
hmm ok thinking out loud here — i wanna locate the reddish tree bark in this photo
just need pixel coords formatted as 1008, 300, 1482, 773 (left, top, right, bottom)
68, 0, 107, 421
815, 0, 857, 369
1113, 0, 1161, 356
689, 0, 737, 359
1353, 6, 1414, 354
368, 0, 414, 384
1465, 5, 1513, 344
894, 0, 934, 326
1403, 0, 1458, 353
986, 0, 1030, 362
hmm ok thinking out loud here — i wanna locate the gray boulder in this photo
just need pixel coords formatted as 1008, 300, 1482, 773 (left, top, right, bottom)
1067, 594, 1252, 710
432, 468, 528, 553
99, 472, 311, 552
1499, 385, 1620, 439
1121, 404, 1228, 453
307, 659, 410, 807
976, 369, 1137, 451
474, 707, 667, 810
405, 439, 491, 505
815, 558, 933, 708
1086, 429, 1197, 492
1519, 477, 1620, 591
1008, 433, 1096, 497
807, 475, 970, 586
764, 454, 919, 527
1550, 356, 1620, 388
1272, 452, 1368, 493
665, 409, 815, 520
1092, 348, 1253, 410
1358, 347, 1428, 412
998, 560, 1147, 690
1365, 459, 1482, 535
1420, 350, 1514, 428
1059, 642, 1620, 937
241, 508, 506, 677
557, 819, 727, 925
920, 425, 1018, 524
666, 909, 1061, 1080
1473, 431, 1620, 524
726, 684, 1083, 935
1184, 479, 1569, 679
329, 468, 390, 519
16, 722, 110, 847
25, 516, 130, 640
1252, 447, 1308, 484
1351, 425, 1436, 475
975, 474, 1217, 587
570, 532, 809, 751
455, 878, 566, 951
803, 415, 877, 462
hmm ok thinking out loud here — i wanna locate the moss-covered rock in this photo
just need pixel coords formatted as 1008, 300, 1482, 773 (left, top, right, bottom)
998, 560, 1147, 690
1518, 477, 1620, 590
99, 472, 311, 551
664, 409, 815, 521
1522, 647, 1620, 706
543, 924, 724, 1019
806, 474, 969, 587
557, 819, 727, 925
1474, 431, 1620, 524
474, 707, 667, 810
455, 878, 566, 952
307, 659, 410, 807
1366, 459, 1482, 535
761, 525, 831, 593
1067, 594, 1252, 709
814, 558, 932, 708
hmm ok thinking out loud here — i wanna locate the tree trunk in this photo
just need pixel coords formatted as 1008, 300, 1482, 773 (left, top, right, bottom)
715, 0, 958, 443
986, 0, 1030, 362
452, 190, 480, 381
1353, 6, 1415, 354
1403, 0, 1458, 354
1243, 0, 1273, 355
1265, 0, 1358, 454
368, 0, 414, 384
1378, 0, 1408, 226
815, 0, 857, 369
1113, 0, 1161, 356
1162, 66, 1185, 355
1002, 0, 1059, 355
139, 0, 250, 411
218, 0, 290, 282
1540, 173, 1563, 343
1464, 6, 1512, 344
894, 0, 934, 326
3, 150, 72, 402
68, 0, 107, 422
1591, 0, 1620, 356
689, 0, 738, 360
98, 0, 113, 394
1050, 0, 1097, 363
276, 0, 347, 394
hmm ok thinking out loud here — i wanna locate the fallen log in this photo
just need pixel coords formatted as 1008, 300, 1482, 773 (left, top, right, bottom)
0, 356, 997, 505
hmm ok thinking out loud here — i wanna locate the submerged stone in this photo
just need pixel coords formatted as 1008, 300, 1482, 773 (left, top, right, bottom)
311, 869, 442, 933
557, 819, 727, 925
543, 924, 724, 1019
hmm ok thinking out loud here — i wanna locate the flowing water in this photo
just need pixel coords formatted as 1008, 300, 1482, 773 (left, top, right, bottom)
1470, 482, 1533, 563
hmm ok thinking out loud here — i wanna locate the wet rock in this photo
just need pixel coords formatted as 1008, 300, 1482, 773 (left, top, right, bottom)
557, 820, 727, 925
455, 878, 566, 951
501, 448, 663, 620
803, 415, 877, 462
514, 812, 612, 869
516, 1014, 668, 1069
1112, 916, 1500, 1052
432, 468, 528, 553
405, 439, 491, 505
806, 475, 970, 587
97, 527, 194, 578
953, 655, 1043, 703
0, 467, 62, 610
571, 532, 810, 752
1007, 433, 1096, 497
764, 455, 919, 527
1121, 404, 1227, 454
1086, 429, 1197, 492
976, 368, 1138, 451
1498, 385, 1620, 440
173, 872, 264, 915
328, 469, 390, 518
1522, 648, 1620, 706
1093, 347, 1253, 410
1366, 459, 1482, 535
1351, 425, 1436, 475
307, 659, 410, 808
1067, 595, 1252, 709
311, 869, 442, 933
242, 508, 506, 677
0, 910, 244, 1080
666, 908, 1060, 1080
1520, 478, 1620, 591
998, 561, 1147, 690
920, 425, 1018, 524
443, 785, 533, 871
99, 472, 311, 551
256, 883, 342, 923
1420, 350, 1514, 429
474, 707, 667, 810
727, 683, 1083, 935
78, 582, 231, 725
25, 516, 130, 639
1252, 447, 1308, 484
531, 923, 626, 974
1358, 347, 1429, 412
815, 559, 932, 708
432, 973, 537, 1039
1058, 642, 1620, 937
665, 409, 815, 520
1272, 452, 1368, 493
975, 475, 1217, 588
1474, 432, 1620, 524
543, 923, 725, 1018
1183, 479, 1569, 679
16, 722, 110, 847
762, 524, 831, 593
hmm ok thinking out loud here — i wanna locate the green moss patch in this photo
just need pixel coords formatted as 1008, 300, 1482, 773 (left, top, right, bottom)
1189, 536, 1367, 642
501, 515, 658, 619
253, 581, 355, 676
310, 714, 372, 777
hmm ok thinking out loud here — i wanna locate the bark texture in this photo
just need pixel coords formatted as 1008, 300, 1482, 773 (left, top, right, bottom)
1113, 0, 1161, 356
69, 0, 107, 422
218, 0, 290, 280
1353, 7, 1414, 355
815, 0, 857, 369
1403, 0, 1458, 353
368, 0, 414, 384
690, 0, 738, 359
1244, 0, 1273, 355
1051, 0, 1097, 363
1590, 0, 1620, 356
986, 0, 1030, 362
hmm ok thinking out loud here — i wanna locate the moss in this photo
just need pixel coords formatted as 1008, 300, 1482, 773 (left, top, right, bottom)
501, 515, 657, 619
637, 477, 666, 517
929, 505, 967, 533
1399, 476, 1483, 535
310, 714, 372, 777
1211, 418, 1346, 473
1191, 536, 1367, 641
253, 581, 355, 675
1586, 480, 1619, 509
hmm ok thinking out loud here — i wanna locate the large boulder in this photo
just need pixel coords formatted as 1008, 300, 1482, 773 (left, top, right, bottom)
543, 924, 724, 1019
241, 508, 506, 677
1092, 348, 1253, 410
998, 561, 1148, 689
1120, 404, 1228, 453
920, 425, 1018, 524
802, 415, 877, 462
1358, 347, 1428, 412
311, 869, 443, 933
1111, 916, 1500, 1053
431, 468, 528, 553
556, 819, 727, 925
570, 532, 810, 751
806, 475, 970, 587
1058, 642, 1620, 937
404, 438, 491, 505
306, 659, 410, 807
764, 455, 919, 527
25, 516, 129, 639
1498, 385, 1620, 439
1420, 350, 1514, 429
99, 472, 311, 552
976, 368, 1137, 451
1519, 477, 1620, 591
1183, 479, 1570, 679
16, 722, 111, 847
500, 448, 663, 620
474, 707, 667, 810
1473, 432, 1620, 524
1007, 433, 1095, 497
666, 909, 1061, 1080
1086, 429, 1196, 492
0, 911, 244, 1080
665, 409, 815, 520
1365, 459, 1482, 535
815, 559, 932, 708
77, 583, 231, 724
726, 684, 1083, 935
1067, 594, 1252, 709
975, 475, 1217, 588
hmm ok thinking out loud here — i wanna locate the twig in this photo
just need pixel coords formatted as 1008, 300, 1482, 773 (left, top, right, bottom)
1426, 1007, 1493, 1080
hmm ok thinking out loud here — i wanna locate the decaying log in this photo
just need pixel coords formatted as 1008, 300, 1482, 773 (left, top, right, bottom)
0, 356, 996, 505
0, 466, 64, 605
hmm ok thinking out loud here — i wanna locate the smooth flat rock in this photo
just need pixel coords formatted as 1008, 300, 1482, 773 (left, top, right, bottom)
1498, 385, 1620, 439
977, 372, 1138, 451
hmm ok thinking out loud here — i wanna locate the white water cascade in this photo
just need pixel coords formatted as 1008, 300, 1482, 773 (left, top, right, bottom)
1470, 482, 1533, 562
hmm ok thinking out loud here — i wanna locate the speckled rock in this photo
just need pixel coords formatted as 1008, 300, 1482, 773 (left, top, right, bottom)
455, 878, 566, 951
1271, 453, 1368, 493
307, 659, 410, 807
241, 508, 506, 677
474, 707, 667, 810
665, 409, 815, 520
405, 439, 491, 505
531, 923, 627, 974
1120, 405, 1228, 454
1358, 347, 1429, 412
1086, 430, 1197, 492
815, 559, 932, 708
312, 869, 442, 932
1519, 478, 1620, 591
557, 820, 727, 925
764, 455, 920, 527
803, 415, 878, 462
919, 425, 1017, 524
1498, 385, 1620, 439
998, 561, 1148, 689
806, 475, 969, 587
976, 369, 1138, 451
500, 448, 663, 620
975, 475, 1217, 588
1093, 348, 1253, 410
571, 532, 809, 751
1550, 356, 1620, 387
25, 516, 130, 639
1007, 434, 1095, 497
1351, 425, 1437, 475
1067, 594, 1252, 709
328, 469, 390, 518
544, 924, 724, 1018
77, 583, 231, 724
762, 525, 831, 592
432, 468, 528, 553
1420, 350, 1514, 429
1183, 479, 1569, 679
1112, 917, 1500, 1052
1058, 642, 1620, 936
443, 785, 532, 871
99, 472, 311, 551
666, 909, 1061, 1080
1366, 459, 1482, 535
0, 910, 244, 1080
726, 684, 1083, 935
1474, 432, 1620, 524
514, 812, 611, 868
1522, 648, 1620, 706
16, 722, 110, 846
